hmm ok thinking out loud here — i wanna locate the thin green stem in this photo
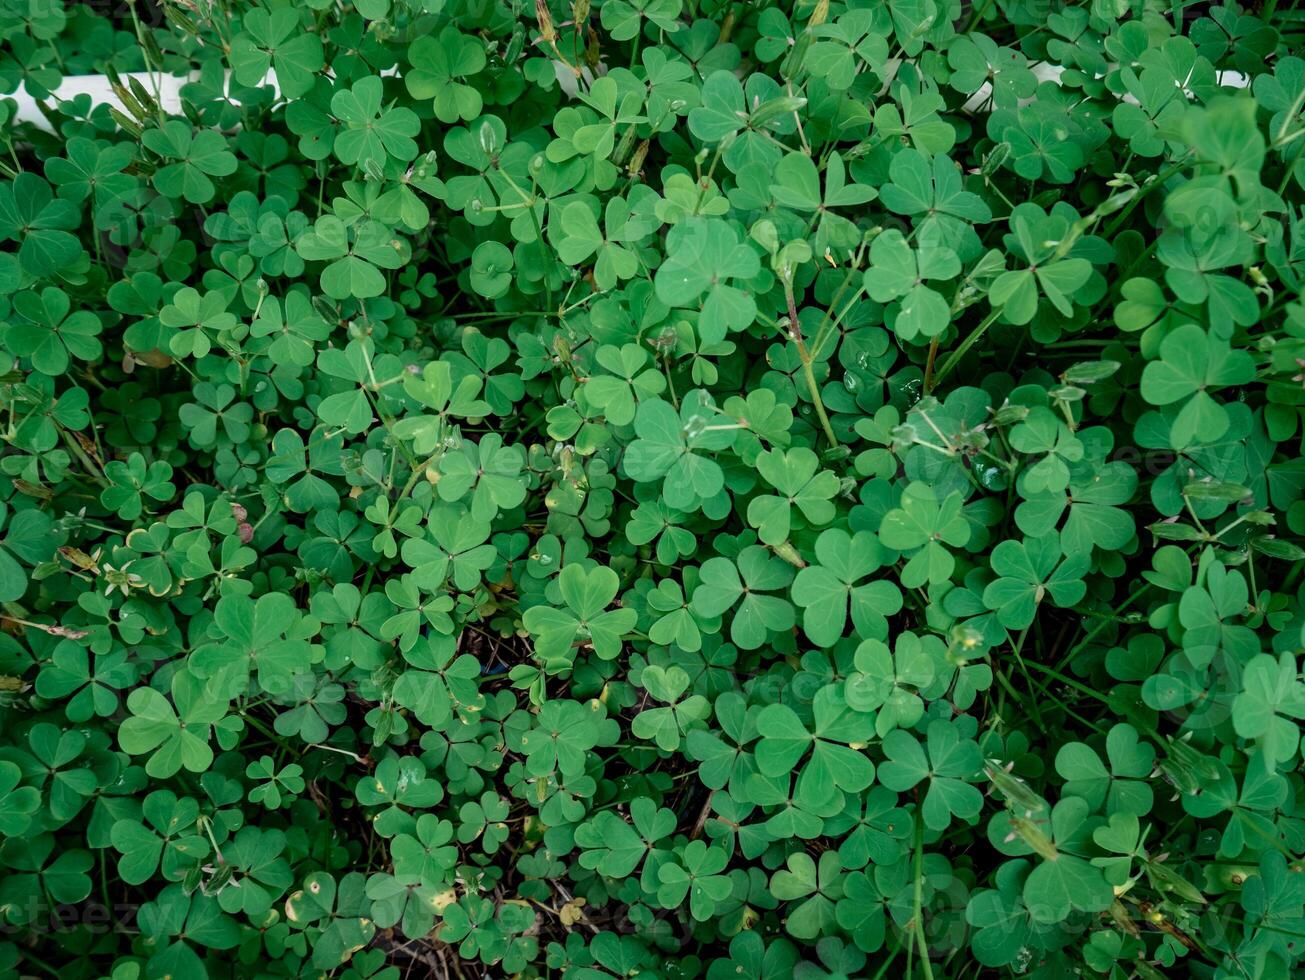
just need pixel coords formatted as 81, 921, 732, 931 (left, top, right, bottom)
910, 810, 936, 980
783, 277, 840, 448
932, 307, 1002, 388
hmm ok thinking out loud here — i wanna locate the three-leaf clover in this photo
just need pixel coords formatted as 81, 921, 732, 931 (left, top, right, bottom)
522, 564, 637, 669
0, 173, 81, 276
632, 665, 710, 751
879, 483, 972, 587
877, 720, 984, 830
1020, 798, 1116, 923
655, 218, 760, 344
1139, 322, 1257, 448
755, 686, 875, 796
1232, 652, 1305, 769
6, 286, 102, 375
142, 121, 238, 204
295, 216, 408, 299
575, 796, 676, 882
863, 230, 960, 342
791, 529, 903, 646
118, 672, 230, 778
331, 76, 420, 172
657, 840, 732, 921
982, 533, 1089, 630
747, 447, 840, 545
692, 546, 795, 650
229, 7, 324, 98
623, 392, 737, 511
554, 195, 659, 291
406, 28, 486, 123
989, 211, 1093, 325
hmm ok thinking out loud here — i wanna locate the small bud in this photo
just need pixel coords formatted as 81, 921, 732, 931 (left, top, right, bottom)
627, 139, 649, 177
534, 0, 555, 42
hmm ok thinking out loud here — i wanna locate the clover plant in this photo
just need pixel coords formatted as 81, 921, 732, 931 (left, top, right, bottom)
0, 1, 1302, 979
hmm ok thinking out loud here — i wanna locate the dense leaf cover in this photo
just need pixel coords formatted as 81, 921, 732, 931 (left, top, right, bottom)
0, 1, 1303, 978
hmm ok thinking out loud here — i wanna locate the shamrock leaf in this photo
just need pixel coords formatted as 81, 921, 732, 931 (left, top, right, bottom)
877, 720, 984, 830
982, 533, 1089, 630
0, 173, 81, 276
863, 230, 960, 342
1021, 798, 1116, 923
880, 149, 991, 256
657, 840, 732, 921
879, 483, 971, 587
655, 218, 760, 344
101, 452, 175, 521
0, 761, 39, 837
554, 194, 659, 291
142, 121, 238, 204
692, 546, 795, 650
575, 797, 676, 880
1054, 723, 1156, 816
747, 447, 840, 545
229, 7, 324, 97
845, 632, 942, 735
295, 216, 408, 299
1140, 323, 1256, 448
632, 664, 710, 750
990, 247, 1092, 327
406, 27, 486, 123
436, 433, 527, 523
189, 592, 321, 698
1232, 653, 1305, 769
35, 641, 136, 723
118, 672, 229, 778
791, 529, 903, 646
6, 285, 102, 375
579, 343, 666, 426
755, 686, 875, 795
110, 790, 207, 885
522, 564, 637, 669
331, 76, 419, 172
771, 851, 846, 940
520, 699, 617, 779
623, 392, 736, 511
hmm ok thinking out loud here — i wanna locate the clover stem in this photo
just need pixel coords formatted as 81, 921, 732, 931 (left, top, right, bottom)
693, 144, 725, 216
869, 944, 900, 980
663, 355, 679, 409
923, 336, 940, 391
788, 81, 811, 156
1276, 134, 1305, 197
399, 442, 447, 500
315, 743, 365, 763
1009, 626, 1044, 728
931, 306, 1002, 388
965, 0, 996, 30
60, 428, 109, 488
199, 813, 226, 863
1102, 152, 1192, 238
126, 0, 165, 127
910, 809, 935, 980
495, 163, 553, 314
783, 277, 840, 448
1181, 494, 1209, 537
801, 357, 839, 446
